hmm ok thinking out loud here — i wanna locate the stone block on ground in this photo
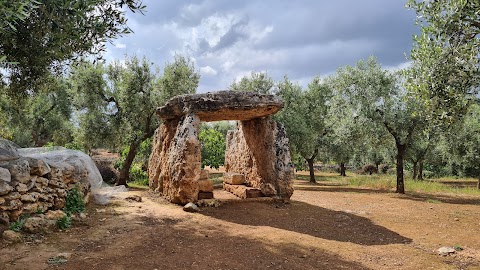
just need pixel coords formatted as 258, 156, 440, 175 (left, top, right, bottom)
198, 179, 213, 192
223, 173, 245, 185
198, 192, 214, 200
199, 169, 209, 180
223, 183, 264, 199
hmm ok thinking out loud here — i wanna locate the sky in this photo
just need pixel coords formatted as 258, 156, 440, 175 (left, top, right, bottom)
104, 0, 419, 93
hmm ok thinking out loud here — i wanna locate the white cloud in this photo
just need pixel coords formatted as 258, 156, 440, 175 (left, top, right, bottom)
115, 43, 127, 49
200, 65, 218, 76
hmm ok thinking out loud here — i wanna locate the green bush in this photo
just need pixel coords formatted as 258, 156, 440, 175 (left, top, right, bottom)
56, 215, 72, 229
129, 162, 148, 186
9, 214, 30, 232
65, 187, 85, 214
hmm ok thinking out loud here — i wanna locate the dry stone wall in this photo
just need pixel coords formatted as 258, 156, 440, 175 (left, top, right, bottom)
0, 140, 91, 225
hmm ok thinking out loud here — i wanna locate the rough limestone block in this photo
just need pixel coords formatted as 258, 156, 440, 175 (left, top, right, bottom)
0, 167, 11, 182
198, 179, 214, 192
223, 183, 263, 199
1, 158, 30, 183
25, 157, 51, 176
198, 192, 214, 200
223, 173, 245, 185
199, 169, 209, 180
0, 181, 13, 195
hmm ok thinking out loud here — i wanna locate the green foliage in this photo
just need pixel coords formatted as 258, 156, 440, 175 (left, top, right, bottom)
159, 54, 200, 102
56, 215, 71, 230
0, 74, 73, 147
406, 0, 480, 124
199, 125, 226, 169
1, 0, 145, 96
64, 187, 85, 215
9, 214, 30, 232
129, 162, 148, 184
229, 71, 275, 94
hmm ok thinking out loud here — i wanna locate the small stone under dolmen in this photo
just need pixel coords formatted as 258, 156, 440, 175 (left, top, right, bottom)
148, 91, 294, 205
223, 173, 245, 185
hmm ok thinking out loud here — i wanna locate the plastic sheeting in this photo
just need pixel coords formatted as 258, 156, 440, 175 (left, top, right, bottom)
18, 147, 126, 205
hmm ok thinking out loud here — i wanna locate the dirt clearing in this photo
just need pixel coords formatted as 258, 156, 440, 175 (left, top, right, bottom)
1, 180, 479, 270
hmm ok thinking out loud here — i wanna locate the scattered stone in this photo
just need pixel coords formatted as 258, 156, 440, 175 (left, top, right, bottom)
223, 183, 264, 199
223, 173, 245, 185
437, 247, 456, 256
183, 202, 200, 213
454, 218, 459, 221
2, 230, 22, 242
125, 195, 142, 202
198, 179, 214, 192
197, 199, 221, 208
0, 167, 11, 182
44, 210, 66, 220
23, 217, 56, 233
47, 253, 72, 265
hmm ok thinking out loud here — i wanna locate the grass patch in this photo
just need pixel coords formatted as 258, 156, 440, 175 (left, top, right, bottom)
9, 214, 30, 232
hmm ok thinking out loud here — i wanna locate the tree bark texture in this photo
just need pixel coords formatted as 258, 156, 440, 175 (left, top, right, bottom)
116, 142, 139, 186
412, 161, 418, 180
396, 144, 406, 194
418, 161, 424, 180
306, 157, 315, 183
340, 163, 346, 177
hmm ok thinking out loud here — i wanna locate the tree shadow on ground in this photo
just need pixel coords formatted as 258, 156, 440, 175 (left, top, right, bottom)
62, 214, 369, 270
200, 200, 411, 246
395, 192, 480, 206
294, 181, 480, 206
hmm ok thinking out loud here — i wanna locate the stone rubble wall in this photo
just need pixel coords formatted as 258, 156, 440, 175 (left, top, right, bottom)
225, 117, 294, 199
0, 142, 91, 225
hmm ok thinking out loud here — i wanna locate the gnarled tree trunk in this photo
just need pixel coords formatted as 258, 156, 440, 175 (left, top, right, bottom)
412, 161, 418, 180
396, 143, 406, 194
306, 156, 316, 183
340, 163, 346, 177
116, 142, 139, 186
418, 160, 424, 180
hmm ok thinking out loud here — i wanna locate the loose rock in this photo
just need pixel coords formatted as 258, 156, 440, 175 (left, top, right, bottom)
183, 202, 200, 212
437, 247, 456, 256
2, 230, 22, 242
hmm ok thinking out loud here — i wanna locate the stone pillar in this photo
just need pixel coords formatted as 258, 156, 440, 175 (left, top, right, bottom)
148, 114, 201, 204
225, 117, 294, 199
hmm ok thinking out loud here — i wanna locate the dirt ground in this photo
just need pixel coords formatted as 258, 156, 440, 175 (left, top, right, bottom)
1, 179, 480, 270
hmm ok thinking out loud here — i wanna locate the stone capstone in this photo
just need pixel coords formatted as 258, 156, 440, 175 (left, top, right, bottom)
198, 179, 213, 192
157, 91, 283, 122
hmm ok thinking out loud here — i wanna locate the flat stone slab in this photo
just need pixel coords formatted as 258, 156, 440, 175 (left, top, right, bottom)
223, 183, 264, 199
223, 173, 245, 185
157, 91, 283, 121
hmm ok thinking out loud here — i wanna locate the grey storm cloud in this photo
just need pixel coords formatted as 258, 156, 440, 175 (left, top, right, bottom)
105, 0, 418, 93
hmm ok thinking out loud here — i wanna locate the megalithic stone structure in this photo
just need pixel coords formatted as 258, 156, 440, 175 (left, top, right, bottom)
148, 91, 294, 205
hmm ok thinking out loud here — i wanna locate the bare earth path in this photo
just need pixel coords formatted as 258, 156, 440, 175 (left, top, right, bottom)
1, 180, 480, 270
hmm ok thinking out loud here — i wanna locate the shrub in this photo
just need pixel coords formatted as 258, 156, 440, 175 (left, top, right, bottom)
360, 164, 378, 175
379, 164, 390, 174
129, 162, 148, 185
9, 214, 30, 232
56, 215, 72, 229
65, 187, 85, 214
